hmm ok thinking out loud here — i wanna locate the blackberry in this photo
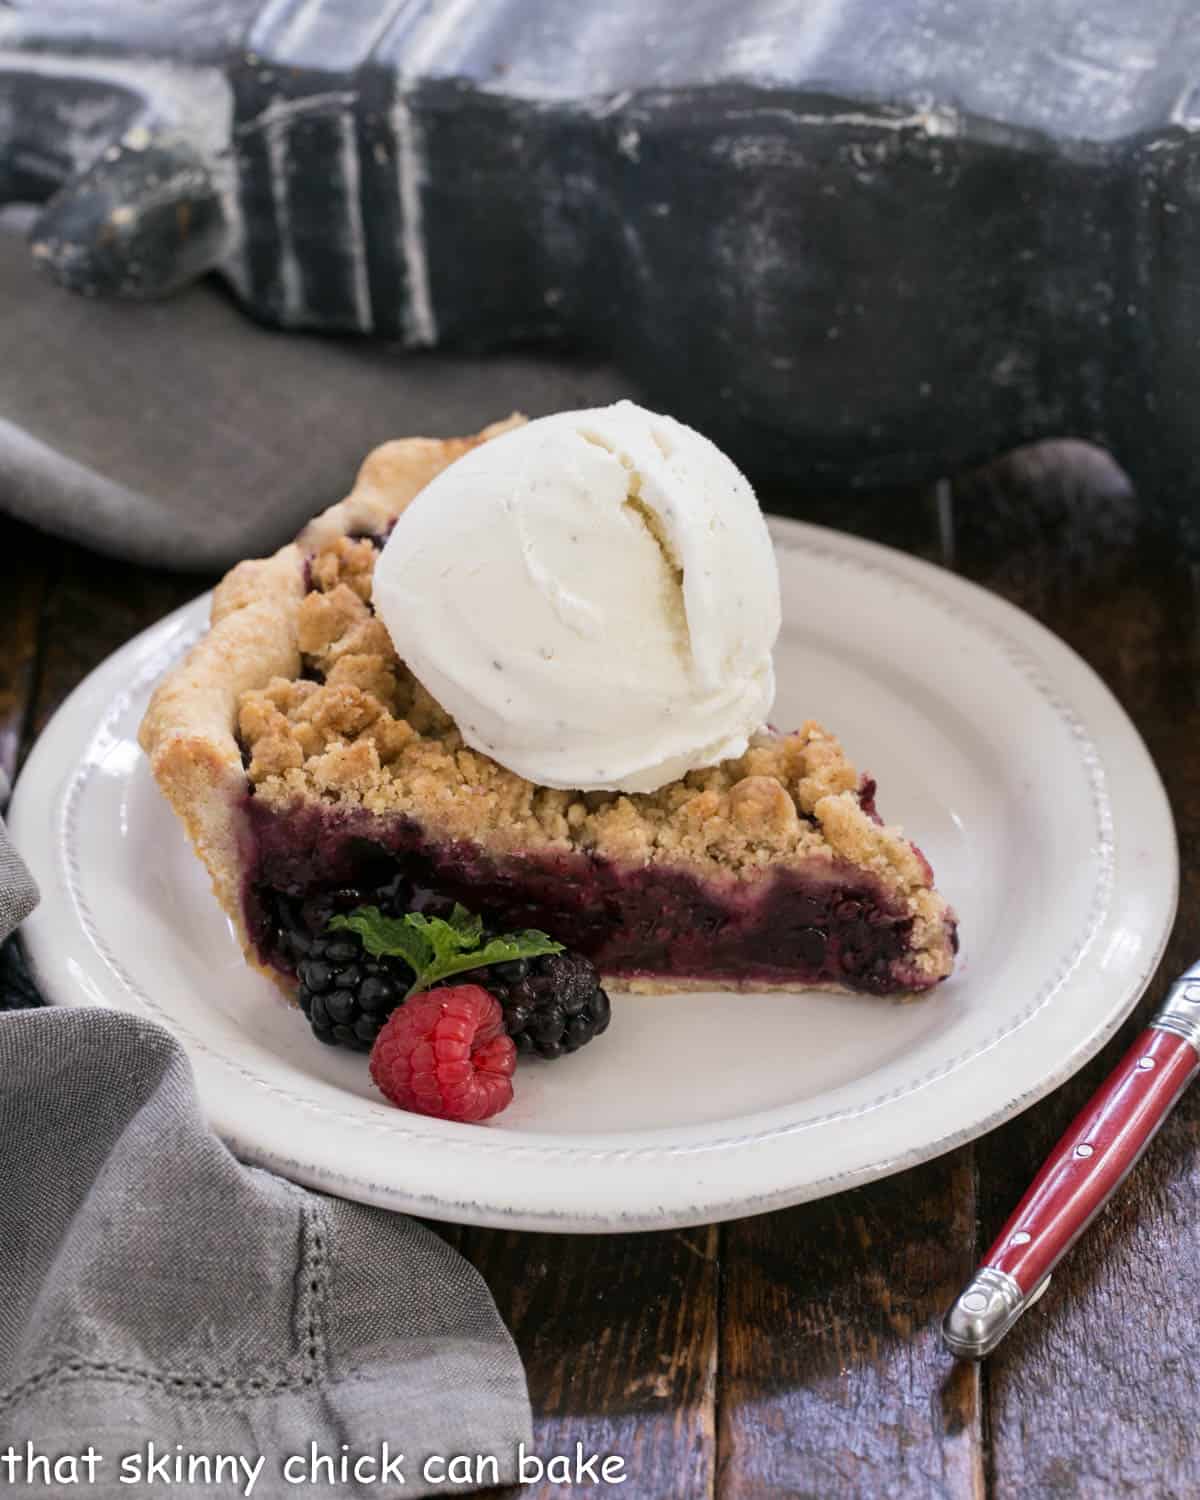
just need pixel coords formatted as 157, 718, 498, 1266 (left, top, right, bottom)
452, 950, 612, 1059
297, 931, 412, 1051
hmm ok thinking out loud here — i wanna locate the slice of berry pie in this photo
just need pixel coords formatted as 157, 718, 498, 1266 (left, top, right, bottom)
140, 417, 957, 998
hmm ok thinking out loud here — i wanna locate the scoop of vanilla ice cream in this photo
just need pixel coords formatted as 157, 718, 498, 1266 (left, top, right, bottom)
371, 400, 781, 793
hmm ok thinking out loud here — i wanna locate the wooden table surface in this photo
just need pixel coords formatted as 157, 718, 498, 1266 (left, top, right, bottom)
3, 439, 1196, 1499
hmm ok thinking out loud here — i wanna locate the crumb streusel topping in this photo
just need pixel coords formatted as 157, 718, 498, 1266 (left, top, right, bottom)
235, 536, 939, 911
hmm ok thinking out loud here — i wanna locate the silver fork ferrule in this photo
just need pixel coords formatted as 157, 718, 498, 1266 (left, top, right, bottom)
942, 1267, 1027, 1359
1150, 962, 1200, 1053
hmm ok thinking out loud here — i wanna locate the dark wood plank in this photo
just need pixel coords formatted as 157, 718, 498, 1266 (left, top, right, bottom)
0, 518, 54, 784
452, 1225, 718, 1500
952, 441, 1200, 1499
28, 540, 213, 740
717, 1154, 983, 1500
715, 487, 980, 1500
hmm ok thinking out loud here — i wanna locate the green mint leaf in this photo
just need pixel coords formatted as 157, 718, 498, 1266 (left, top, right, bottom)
332, 904, 563, 998
418, 930, 564, 992
448, 904, 483, 943
404, 911, 481, 983
329, 907, 432, 973
405, 905, 483, 953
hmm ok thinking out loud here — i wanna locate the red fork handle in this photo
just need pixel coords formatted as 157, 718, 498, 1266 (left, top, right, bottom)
944, 1016, 1200, 1359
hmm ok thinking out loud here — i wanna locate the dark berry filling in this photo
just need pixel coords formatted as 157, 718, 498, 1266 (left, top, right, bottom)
243, 798, 945, 995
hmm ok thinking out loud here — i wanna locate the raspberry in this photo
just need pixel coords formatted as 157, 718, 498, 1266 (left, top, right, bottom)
369, 985, 516, 1122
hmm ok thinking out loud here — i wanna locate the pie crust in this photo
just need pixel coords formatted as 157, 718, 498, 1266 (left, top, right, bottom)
140, 418, 957, 996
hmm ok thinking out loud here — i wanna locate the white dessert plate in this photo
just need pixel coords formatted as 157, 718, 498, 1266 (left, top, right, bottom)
12, 519, 1176, 1232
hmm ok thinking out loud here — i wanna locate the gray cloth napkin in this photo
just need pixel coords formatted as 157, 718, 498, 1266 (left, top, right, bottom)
0, 772, 36, 947
0, 1007, 531, 1497
0, 205, 629, 571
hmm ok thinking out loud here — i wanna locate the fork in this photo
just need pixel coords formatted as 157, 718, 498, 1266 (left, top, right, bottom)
943, 959, 1200, 1358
